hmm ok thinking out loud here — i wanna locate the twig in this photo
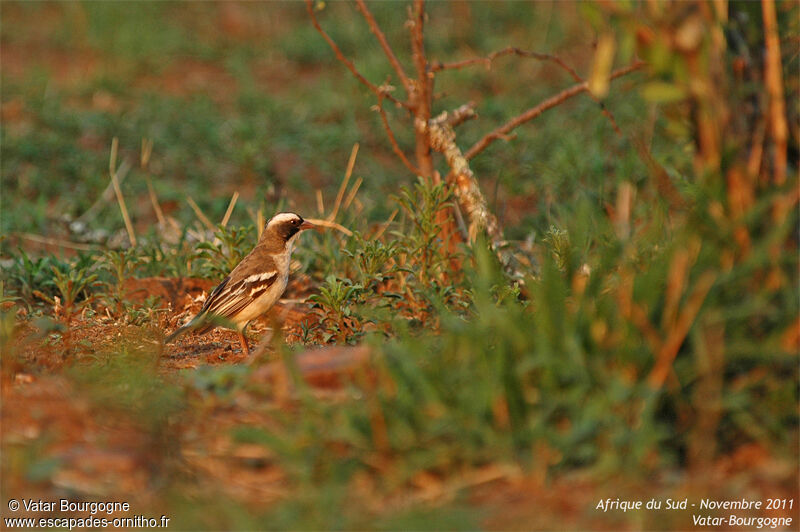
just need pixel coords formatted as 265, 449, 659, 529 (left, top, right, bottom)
432, 46, 583, 83
306, 0, 407, 109
329, 143, 359, 222
374, 94, 422, 176
220, 191, 239, 228
304, 217, 353, 236
109, 137, 137, 247
465, 61, 644, 161
187, 197, 217, 233
355, 0, 412, 93
435, 45, 623, 137
17, 233, 99, 251
441, 102, 478, 128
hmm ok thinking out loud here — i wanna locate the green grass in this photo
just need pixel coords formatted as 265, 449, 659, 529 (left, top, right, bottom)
1, 1, 642, 249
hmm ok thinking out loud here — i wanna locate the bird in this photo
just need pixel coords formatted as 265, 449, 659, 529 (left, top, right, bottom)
165, 212, 315, 355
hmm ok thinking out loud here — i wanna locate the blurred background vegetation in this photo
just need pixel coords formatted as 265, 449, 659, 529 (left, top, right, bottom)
1, 1, 798, 530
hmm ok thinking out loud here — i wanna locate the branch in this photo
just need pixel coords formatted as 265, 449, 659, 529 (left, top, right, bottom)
374, 94, 422, 176
355, 0, 412, 93
434, 46, 624, 138
409, 0, 435, 180
423, 105, 502, 245
432, 46, 583, 83
465, 61, 644, 160
306, 0, 407, 109
762, 0, 787, 185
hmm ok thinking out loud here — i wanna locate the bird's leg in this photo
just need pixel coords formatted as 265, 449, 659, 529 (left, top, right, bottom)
237, 329, 250, 356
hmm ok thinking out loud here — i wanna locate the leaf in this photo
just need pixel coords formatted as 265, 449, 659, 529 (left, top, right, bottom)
640, 81, 687, 103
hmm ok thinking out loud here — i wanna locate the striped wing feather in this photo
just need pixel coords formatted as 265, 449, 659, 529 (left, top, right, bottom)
195, 272, 277, 334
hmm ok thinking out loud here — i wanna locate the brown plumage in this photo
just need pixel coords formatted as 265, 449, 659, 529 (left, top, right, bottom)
165, 212, 315, 355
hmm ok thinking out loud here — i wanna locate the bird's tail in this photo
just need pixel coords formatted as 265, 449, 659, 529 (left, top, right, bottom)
164, 313, 218, 344
164, 325, 189, 344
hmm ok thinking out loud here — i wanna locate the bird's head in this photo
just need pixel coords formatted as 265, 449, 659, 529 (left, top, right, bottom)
262, 212, 315, 247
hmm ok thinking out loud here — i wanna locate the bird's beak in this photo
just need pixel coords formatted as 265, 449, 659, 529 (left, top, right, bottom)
299, 220, 316, 231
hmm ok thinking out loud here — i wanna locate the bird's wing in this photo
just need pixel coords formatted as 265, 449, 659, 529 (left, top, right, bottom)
203, 271, 278, 318
190, 269, 278, 336
169, 248, 283, 337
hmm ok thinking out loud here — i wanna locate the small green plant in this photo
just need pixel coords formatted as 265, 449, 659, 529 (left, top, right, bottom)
2, 249, 61, 306
0, 282, 19, 363
33, 264, 99, 356
308, 274, 365, 344
343, 232, 399, 290
196, 225, 256, 279
98, 247, 141, 317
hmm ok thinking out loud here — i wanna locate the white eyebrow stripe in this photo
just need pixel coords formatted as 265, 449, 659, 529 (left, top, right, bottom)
269, 213, 300, 225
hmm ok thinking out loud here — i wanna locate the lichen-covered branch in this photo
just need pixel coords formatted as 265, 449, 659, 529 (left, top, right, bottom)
421, 105, 502, 245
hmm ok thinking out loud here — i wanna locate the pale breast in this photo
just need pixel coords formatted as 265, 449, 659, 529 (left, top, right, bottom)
232, 271, 289, 327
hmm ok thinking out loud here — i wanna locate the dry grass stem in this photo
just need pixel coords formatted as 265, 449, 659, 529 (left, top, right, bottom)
187, 197, 217, 233
109, 137, 137, 247
316, 189, 325, 216
18, 233, 99, 251
145, 177, 167, 227
372, 208, 399, 240
305, 218, 353, 236
140, 137, 153, 169
343, 177, 363, 211
220, 191, 239, 228
76, 159, 131, 224
328, 143, 359, 222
